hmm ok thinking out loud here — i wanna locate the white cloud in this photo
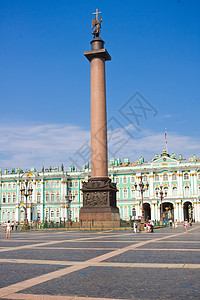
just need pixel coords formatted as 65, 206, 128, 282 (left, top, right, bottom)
0, 123, 199, 171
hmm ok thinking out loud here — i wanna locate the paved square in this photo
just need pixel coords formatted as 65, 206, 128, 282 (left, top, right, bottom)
0, 225, 200, 299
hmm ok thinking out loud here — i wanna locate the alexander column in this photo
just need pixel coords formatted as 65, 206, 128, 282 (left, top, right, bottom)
79, 9, 120, 227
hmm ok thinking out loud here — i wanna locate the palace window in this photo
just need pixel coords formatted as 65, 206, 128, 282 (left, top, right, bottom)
117, 189, 120, 199
56, 193, 60, 202
56, 181, 60, 188
50, 193, 54, 202
198, 186, 200, 195
7, 194, 11, 203
69, 181, 73, 188
56, 210, 60, 218
123, 189, 127, 199
143, 175, 148, 182
154, 174, 159, 181
51, 181, 54, 188
50, 211, 54, 218
131, 189, 135, 198
172, 187, 177, 196
115, 177, 119, 184
37, 211, 41, 220
74, 181, 79, 188
184, 186, 190, 197
2, 183, 6, 190
155, 187, 159, 196
13, 194, 16, 203
37, 193, 41, 204
130, 176, 135, 184
183, 173, 189, 180
164, 187, 168, 197
46, 181, 49, 188
75, 191, 78, 201
7, 211, 10, 220
8, 183, 11, 190
123, 206, 128, 218
123, 177, 127, 184
198, 173, 200, 181
163, 174, 168, 181
172, 173, 177, 181
46, 194, 49, 202
29, 182, 33, 189
2, 195, 6, 203
13, 182, 16, 189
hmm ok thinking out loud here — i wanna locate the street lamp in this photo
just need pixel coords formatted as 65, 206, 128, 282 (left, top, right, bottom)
156, 185, 167, 222
20, 181, 33, 226
65, 194, 75, 222
134, 175, 149, 223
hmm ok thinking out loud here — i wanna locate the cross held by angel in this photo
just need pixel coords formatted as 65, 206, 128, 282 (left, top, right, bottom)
92, 9, 102, 37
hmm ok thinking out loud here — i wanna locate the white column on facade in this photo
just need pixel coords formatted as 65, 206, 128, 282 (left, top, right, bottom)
27, 206, 31, 221
33, 180, 36, 204
168, 173, 172, 197
40, 180, 44, 221
149, 172, 154, 199
178, 172, 183, 197
180, 203, 184, 222
15, 205, 19, 222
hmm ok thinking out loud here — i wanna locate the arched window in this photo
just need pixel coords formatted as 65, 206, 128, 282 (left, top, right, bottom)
163, 174, 168, 181
50, 193, 54, 202
131, 176, 135, 183
164, 187, 168, 197
123, 206, 128, 218
123, 176, 127, 184
143, 175, 148, 182
131, 189, 135, 198
37, 193, 41, 204
154, 174, 159, 181
117, 189, 120, 199
172, 187, 177, 196
172, 173, 177, 181
184, 186, 190, 197
123, 189, 127, 199
184, 173, 189, 180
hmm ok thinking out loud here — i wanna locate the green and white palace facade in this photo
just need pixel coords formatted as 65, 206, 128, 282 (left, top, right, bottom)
0, 150, 200, 223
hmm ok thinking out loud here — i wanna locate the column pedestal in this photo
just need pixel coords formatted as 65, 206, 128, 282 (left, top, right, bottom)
79, 177, 120, 227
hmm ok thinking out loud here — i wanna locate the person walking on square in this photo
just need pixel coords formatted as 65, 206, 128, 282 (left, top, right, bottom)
133, 221, 137, 233
169, 219, 173, 229
184, 219, 188, 233
150, 220, 154, 233
175, 219, 178, 229
6, 220, 11, 239
147, 221, 150, 233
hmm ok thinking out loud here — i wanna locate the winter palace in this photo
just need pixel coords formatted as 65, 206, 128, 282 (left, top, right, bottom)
0, 149, 199, 223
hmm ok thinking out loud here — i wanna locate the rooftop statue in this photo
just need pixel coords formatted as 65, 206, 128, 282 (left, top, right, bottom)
92, 9, 102, 37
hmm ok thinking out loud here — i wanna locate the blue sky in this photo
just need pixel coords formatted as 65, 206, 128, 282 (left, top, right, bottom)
0, 0, 200, 171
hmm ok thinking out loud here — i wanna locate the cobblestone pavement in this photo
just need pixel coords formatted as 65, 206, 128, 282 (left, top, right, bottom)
0, 224, 200, 299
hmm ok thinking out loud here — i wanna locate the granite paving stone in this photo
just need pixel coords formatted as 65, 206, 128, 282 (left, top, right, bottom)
103, 249, 200, 264
138, 242, 200, 249
0, 262, 68, 289
18, 266, 200, 299
0, 248, 112, 261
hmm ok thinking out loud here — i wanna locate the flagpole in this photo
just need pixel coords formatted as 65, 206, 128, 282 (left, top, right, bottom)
165, 128, 168, 154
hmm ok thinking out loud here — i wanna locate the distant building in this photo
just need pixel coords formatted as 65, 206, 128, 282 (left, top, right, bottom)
0, 150, 199, 223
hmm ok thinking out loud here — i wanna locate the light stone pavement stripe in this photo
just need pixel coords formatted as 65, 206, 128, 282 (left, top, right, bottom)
3, 294, 130, 300
0, 232, 134, 253
0, 226, 199, 299
0, 258, 200, 269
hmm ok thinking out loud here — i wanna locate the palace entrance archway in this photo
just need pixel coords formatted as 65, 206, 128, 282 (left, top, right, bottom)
183, 201, 193, 221
143, 203, 151, 221
163, 202, 174, 221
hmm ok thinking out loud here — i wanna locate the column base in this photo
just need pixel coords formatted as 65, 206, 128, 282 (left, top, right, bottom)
80, 177, 120, 223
